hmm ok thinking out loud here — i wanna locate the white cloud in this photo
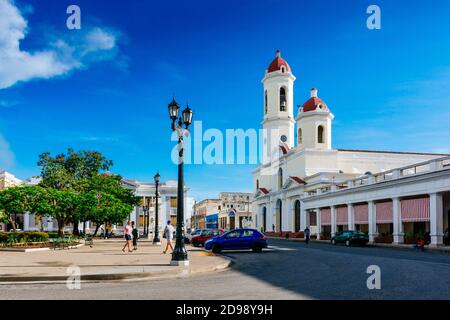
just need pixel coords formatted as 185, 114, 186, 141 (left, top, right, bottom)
0, 0, 121, 90
0, 134, 15, 169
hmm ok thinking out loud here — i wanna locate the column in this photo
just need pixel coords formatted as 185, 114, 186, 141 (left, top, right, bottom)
430, 193, 444, 246
331, 206, 337, 236
392, 197, 403, 244
368, 200, 377, 242
316, 208, 321, 240
24, 213, 30, 231
347, 203, 355, 231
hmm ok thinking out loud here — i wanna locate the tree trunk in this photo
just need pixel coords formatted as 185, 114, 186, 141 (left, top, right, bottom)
72, 220, 79, 236
57, 219, 65, 237
93, 223, 100, 237
8, 217, 16, 232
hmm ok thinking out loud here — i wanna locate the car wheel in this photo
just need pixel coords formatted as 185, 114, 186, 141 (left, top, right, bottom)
212, 244, 221, 254
345, 240, 351, 247
192, 241, 199, 247
331, 239, 336, 245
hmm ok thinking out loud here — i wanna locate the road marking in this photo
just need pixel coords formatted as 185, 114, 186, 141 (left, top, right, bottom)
267, 245, 296, 251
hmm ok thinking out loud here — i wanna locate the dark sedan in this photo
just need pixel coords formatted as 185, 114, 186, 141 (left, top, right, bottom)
331, 230, 369, 246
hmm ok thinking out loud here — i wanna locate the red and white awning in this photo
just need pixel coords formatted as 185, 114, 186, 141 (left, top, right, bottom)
401, 197, 430, 222
336, 207, 348, 225
376, 201, 393, 224
320, 208, 331, 226
354, 204, 368, 224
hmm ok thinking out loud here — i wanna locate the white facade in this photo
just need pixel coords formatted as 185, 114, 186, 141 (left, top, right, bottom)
252, 51, 450, 246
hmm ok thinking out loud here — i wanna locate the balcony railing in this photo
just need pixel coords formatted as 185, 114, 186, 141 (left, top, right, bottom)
304, 156, 450, 199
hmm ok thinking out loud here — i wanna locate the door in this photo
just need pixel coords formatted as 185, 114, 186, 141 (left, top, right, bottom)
222, 230, 242, 249
294, 200, 301, 232
229, 216, 235, 229
240, 229, 256, 249
262, 207, 267, 232
276, 199, 282, 232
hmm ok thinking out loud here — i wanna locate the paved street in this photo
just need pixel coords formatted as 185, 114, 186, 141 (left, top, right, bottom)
1, 239, 450, 300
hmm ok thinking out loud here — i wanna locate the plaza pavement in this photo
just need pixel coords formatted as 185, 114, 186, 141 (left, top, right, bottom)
0, 239, 231, 283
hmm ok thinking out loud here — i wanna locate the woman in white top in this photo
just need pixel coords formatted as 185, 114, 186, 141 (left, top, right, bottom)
122, 220, 133, 253
163, 220, 175, 254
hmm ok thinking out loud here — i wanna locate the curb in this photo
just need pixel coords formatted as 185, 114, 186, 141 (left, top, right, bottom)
0, 256, 233, 284
0, 243, 84, 253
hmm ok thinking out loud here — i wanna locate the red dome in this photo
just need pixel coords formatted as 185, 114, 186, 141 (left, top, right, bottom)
301, 88, 329, 112
302, 97, 329, 112
267, 50, 291, 73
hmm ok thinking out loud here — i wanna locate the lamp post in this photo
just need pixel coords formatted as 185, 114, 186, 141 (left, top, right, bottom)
142, 197, 150, 237
153, 172, 161, 245
168, 98, 193, 266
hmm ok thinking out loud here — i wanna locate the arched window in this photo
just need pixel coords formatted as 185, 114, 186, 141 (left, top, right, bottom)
264, 91, 268, 115
280, 87, 286, 111
297, 128, 302, 145
278, 168, 283, 190
318, 125, 324, 144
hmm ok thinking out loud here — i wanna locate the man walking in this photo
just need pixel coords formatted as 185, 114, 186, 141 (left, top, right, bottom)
304, 227, 310, 244
163, 220, 175, 254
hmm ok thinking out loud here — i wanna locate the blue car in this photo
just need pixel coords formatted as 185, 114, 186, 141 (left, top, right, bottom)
204, 228, 268, 253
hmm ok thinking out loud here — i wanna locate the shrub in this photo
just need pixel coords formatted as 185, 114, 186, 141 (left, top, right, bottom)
0, 231, 49, 244
47, 231, 59, 239
0, 232, 8, 243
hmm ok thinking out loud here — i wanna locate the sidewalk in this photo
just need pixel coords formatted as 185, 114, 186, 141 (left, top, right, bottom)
266, 236, 450, 253
0, 239, 231, 283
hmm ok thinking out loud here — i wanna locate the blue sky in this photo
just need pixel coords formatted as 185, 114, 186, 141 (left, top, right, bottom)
1, 0, 450, 200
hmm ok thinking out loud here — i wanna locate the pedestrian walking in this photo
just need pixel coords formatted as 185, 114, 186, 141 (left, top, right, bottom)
163, 220, 175, 254
304, 227, 310, 244
132, 221, 139, 251
122, 220, 133, 253
272, 224, 275, 232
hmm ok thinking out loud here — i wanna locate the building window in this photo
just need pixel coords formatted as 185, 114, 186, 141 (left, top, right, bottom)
264, 91, 268, 115
297, 128, 302, 145
256, 179, 259, 190
278, 168, 283, 190
280, 87, 286, 111
318, 125, 324, 144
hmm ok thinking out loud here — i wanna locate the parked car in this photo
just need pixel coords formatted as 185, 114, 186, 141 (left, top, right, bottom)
8, 229, 23, 232
191, 229, 224, 247
204, 228, 268, 253
185, 228, 207, 244
331, 230, 369, 246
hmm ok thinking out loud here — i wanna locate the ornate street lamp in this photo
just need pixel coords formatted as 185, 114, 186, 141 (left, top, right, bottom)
153, 172, 161, 245
168, 98, 193, 266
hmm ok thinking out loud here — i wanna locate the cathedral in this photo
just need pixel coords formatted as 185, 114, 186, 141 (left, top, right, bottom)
252, 51, 450, 246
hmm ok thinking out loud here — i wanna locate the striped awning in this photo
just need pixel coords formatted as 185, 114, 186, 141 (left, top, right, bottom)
376, 201, 393, 224
336, 207, 348, 225
401, 197, 430, 222
320, 208, 331, 226
354, 204, 368, 224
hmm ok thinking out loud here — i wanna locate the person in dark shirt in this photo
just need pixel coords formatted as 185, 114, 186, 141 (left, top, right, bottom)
131, 221, 139, 251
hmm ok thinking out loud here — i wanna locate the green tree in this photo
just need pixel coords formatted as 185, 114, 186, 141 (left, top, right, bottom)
0, 186, 29, 232
85, 174, 139, 236
37, 149, 113, 235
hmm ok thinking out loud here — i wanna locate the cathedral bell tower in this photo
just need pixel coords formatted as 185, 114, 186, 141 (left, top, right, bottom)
261, 50, 296, 164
